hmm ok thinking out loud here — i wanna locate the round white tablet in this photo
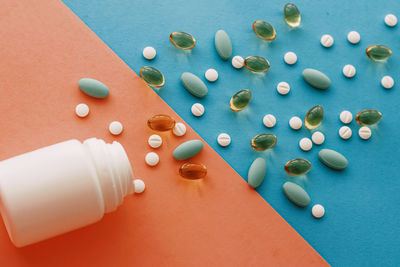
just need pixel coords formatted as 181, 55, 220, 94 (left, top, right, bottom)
284, 51, 297, 65
347, 31, 360, 44
232, 56, 244, 69
263, 114, 276, 128
340, 110, 353, 124
109, 121, 123, 135
133, 179, 146, 194
339, 126, 352, 140
359, 126, 372, 140
191, 103, 205, 117
148, 134, 162, 148
299, 137, 312, 151
145, 152, 159, 166
381, 75, 394, 89
343, 64, 356, 78
173, 122, 186, 136
311, 131, 325, 145
205, 68, 218, 82
142, 46, 156, 60
75, 103, 89, 118
217, 133, 231, 147
312, 204, 325, 219
321, 34, 334, 48
289, 116, 302, 130
277, 82, 290, 95
385, 14, 397, 27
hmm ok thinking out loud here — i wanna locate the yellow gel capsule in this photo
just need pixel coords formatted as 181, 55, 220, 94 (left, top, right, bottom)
169, 31, 196, 50
251, 133, 277, 151
305, 105, 324, 129
179, 163, 207, 179
147, 114, 175, 131
366, 45, 392, 61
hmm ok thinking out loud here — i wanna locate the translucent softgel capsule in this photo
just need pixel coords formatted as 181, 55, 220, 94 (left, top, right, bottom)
244, 56, 270, 73
139, 66, 165, 88
305, 105, 324, 129
179, 163, 207, 179
169, 31, 196, 50
229, 89, 252, 111
147, 114, 176, 131
252, 20, 276, 41
251, 134, 277, 151
284, 159, 311, 176
355, 109, 382, 126
283, 3, 301, 28
366, 45, 392, 61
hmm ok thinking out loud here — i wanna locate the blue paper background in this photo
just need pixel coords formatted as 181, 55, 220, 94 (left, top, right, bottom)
62, 0, 400, 265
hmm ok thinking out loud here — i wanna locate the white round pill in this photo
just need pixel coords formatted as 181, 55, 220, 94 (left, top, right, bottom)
205, 68, 218, 82
109, 121, 123, 135
347, 31, 360, 44
385, 14, 397, 27
148, 134, 162, 148
340, 110, 353, 124
263, 114, 276, 128
191, 103, 205, 117
339, 126, 352, 140
299, 137, 312, 151
217, 133, 231, 147
343, 64, 356, 78
232, 56, 244, 69
142, 46, 156, 60
289, 116, 302, 130
359, 126, 372, 140
312, 204, 325, 219
277, 82, 290, 95
284, 51, 297, 65
133, 179, 146, 194
311, 131, 325, 145
75, 103, 89, 118
173, 122, 186, 136
321, 34, 334, 48
381, 75, 394, 89
145, 152, 159, 166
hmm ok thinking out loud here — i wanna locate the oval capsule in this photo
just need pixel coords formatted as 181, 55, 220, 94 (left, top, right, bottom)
305, 105, 324, 129
139, 66, 165, 88
78, 78, 109, 98
244, 56, 270, 73
214, 30, 232, 61
355, 109, 382, 126
302, 69, 331, 90
283, 182, 310, 207
173, 140, 204, 160
284, 159, 311, 176
147, 114, 175, 131
366, 45, 392, 61
251, 134, 277, 151
181, 72, 208, 98
179, 163, 207, 179
283, 3, 301, 28
230, 89, 252, 111
248, 158, 266, 188
252, 20, 276, 41
318, 149, 348, 170
169, 31, 196, 50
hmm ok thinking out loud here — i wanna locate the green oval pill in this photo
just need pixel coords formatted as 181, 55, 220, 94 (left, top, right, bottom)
318, 149, 348, 170
214, 30, 232, 61
248, 157, 266, 188
302, 69, 331, 90
283, 182, 311, 207
181, 72, 208, 98
78, 78, 109, 98
173, 140, 204, 160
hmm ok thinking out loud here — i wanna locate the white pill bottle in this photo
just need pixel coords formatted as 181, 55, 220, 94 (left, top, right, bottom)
0, 138, 134, 247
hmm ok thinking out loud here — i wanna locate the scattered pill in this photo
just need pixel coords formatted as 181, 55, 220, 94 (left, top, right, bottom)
277, 82, 291, 95
339, 126, 352, 140
299, 137, 312, 151
289, 116, 302, 130
179, 163, 207, 179
343, 64, 356, 78
251, 133, 277, 151
75, 103, 89, 118
133, 179, 146, 194
191, 103, 205, 117
381, 75, 394, 89
366, 45, 392, 61
78, 78, 109, 99
173, 140, 203, 160
109, 121, 123, 135
318, 149, 348, 170
284, 51, 297, 65
248, 158, 266, 188
230, 89, 252, 111
217, 133, 231, 147
283, 182, 310, 207
340, 110, 353, 124
139, 66, 165, 88
173, 122, 187, 136
147, 114, 175, 131
312, 204, 325, 219
285, 158, 311, 176
244, 56, 270, 73
283, 3, 301, 28
252, 20, 276, 41
181, 72, 208, 98
311, 131, 325, 145
205, 69, 218, 82
145, 152, 159, 166
232, 56, 244, 69
142, 46, 156, 60
302, 68, 331, 90
169, 31, 196, 50
385, 14, 397, 27
359, 126, 372, 140
148, 134, 162, 148
305, 105, 324, 129
320, 34, 334, 48
214, 30, 232, 60
263, 114, 276, 128
347, 31, 360, 44
355, 109, 382, 126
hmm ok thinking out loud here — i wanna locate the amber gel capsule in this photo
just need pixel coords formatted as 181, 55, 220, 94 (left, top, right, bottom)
147, 114, 175, 131
179, 163, 207, 179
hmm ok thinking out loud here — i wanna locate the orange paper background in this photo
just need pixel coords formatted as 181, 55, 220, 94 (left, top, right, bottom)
0, 1, 327, 266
